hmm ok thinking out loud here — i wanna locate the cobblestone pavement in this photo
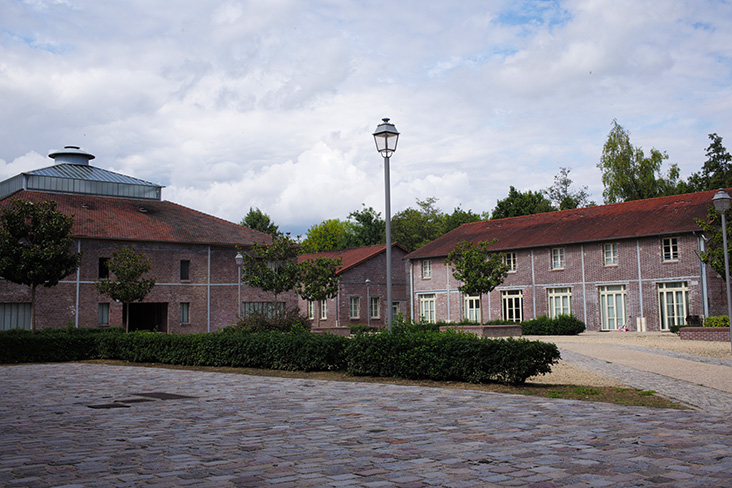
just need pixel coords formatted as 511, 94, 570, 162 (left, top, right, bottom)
3, 362, 732, 488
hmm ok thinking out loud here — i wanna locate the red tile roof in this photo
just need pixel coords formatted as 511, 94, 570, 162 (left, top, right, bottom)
299, 243, 407, 274
406, 189, 723, 259
0, 190, 272, 247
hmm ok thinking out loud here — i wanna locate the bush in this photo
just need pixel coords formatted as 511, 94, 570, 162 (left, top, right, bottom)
704, 315, 729, 327
521, 315, 585, 335
224, 308, 312, 333
0, 327, 123, 364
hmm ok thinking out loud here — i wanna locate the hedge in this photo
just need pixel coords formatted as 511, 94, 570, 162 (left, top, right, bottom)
0, 326, 560, 385
521, 315, 586, 335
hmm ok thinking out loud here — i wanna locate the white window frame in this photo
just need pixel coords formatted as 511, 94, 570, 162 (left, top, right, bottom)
370, 296, 380, 319
551, 248, 565, 270
98, 303, 110, 326
180, 302, 190, 324
603, 243, 618, 266
657, 282, 689, 330
503, 252, 517, 273
0, 303, 31, 331
501, 290, 523, 322
599, 285, 627, 330
349, 296, 360, 319
422, 260, 432, 279
662, 237, 679, 262
319, 299, 327, 320
547, 288, 572, 318
307, 301, 314, 320
464, 294, 481, 322
419, 294, 436, 323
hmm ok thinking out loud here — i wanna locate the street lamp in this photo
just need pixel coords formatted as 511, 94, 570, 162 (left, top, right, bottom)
235, 251, 244, 317
373, 118, 399, 331
712, 189, 732, 352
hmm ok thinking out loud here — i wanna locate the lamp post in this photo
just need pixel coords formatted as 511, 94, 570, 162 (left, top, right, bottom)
712, 189, 732, 352
373, 118, 399, 331
235, 251, 244, 317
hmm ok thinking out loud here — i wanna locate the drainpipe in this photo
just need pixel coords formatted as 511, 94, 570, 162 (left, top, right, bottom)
446, 261, 451, 322
636, 239, 644, 327
409, 261, 414, 322
580, 244, 587, 326
530, 249, 536, 319
207, 246, 211, 333
75, 240, 81, 328
698, 233, 709, 318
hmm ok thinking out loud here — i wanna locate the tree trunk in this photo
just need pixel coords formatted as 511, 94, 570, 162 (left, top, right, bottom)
124, 302, 129, 333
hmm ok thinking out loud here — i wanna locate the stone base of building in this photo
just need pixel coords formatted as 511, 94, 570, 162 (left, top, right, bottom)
679, 327, 731, 342
440, 325, 522, 338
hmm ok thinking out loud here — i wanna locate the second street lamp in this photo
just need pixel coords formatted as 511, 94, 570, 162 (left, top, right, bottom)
373, 118, 399, 331
712, 189, 732, 353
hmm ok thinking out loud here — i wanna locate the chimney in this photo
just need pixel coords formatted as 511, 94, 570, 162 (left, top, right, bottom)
48, 145, 95, 165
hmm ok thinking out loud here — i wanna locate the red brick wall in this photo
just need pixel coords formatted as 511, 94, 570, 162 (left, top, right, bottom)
680, 327, 730, 342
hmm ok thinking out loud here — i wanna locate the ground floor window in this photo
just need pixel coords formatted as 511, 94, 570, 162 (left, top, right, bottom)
0, 303, 31, 331
548, 287, 572, 318
599, 285, 626, 330
370, 296, 380, 319
392, 302, 400, 319
658, 281, 689, 330
319, 299, 327, 320
502, 290, 523, 322
464, 294, 481, 322
307, 301, 314, 320
98, 303, 110, 325
349, 296, 360, 319
242, 301, 285, 318
180, 302, 190, 324
419, 294, 436, 323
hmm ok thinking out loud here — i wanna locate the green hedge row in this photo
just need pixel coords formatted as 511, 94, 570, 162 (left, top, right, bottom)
0, 326, 560, 385
521, 315, 586, 335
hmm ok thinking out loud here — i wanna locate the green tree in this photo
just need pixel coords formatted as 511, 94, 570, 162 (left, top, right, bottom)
391, 197, 445, 251
239, 234, 301, 305
490, 186, 556, 220
348, 205, 385, 247
544, 167, 595, 210
442, 206, 482, 233
240, 207, 280, 237
598, 119, 683, 203
301, 219, 356, 253
94, 245, 156, 332
687, 133, 732, 192
297, 257, 342, 303
445, 240, 509, 296
0, 200, 81, 331
696, 206, 732, 282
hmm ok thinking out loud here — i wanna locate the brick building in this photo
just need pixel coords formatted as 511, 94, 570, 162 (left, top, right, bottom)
0, 146, 296, 333
405, 190, 729, 332
298, 244, 409, 332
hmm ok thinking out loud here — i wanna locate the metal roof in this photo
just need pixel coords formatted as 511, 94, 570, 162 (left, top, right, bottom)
27, 163, 159, 186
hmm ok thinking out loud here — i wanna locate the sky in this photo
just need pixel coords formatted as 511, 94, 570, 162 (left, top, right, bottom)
2, 0, 732, 236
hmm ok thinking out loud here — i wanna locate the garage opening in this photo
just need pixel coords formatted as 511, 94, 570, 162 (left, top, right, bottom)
125, 303, 168, 333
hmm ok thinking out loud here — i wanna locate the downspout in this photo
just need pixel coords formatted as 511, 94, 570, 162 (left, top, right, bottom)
446, 261, 451, 322
698, 233, 709, 318
530, 249, 536, 319
409, 261, 415, 322
75, 240, 81, 328
636, 239, 644, 321
207, 246, 211, 333
580, 244, 587, 325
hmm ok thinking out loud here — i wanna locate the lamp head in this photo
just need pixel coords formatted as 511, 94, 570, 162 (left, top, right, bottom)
373, 118, 399, 158
712, 189, 732, 212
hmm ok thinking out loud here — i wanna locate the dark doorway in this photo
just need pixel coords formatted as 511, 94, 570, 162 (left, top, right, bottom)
126, 303, 168, 332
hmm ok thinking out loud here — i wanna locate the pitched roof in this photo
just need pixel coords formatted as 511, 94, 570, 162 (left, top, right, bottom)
299, 243, 407, 274
0, 190, 271, 247
406, 189, 723, 260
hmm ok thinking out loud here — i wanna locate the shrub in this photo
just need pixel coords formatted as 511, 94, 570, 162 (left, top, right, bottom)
521, 315, 585, 335
0, 327, 123, 364
224, 308, 312, 333
704, 315, 729, 327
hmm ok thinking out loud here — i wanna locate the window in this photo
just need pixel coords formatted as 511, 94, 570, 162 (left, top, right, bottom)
307, 301, 314, 320
370, 296, 380, 319
180, 260, 190, 280
658, 282, 689, 330
464, 294, 481, 322
0, 303, 31, 331
551, 248, 565, 270
98, 303, 110, 325
98, 258, 110, 279
422, 260, 432, 279
662, 238, 679, 262
503, 252, 517, 273
180, 302, 190, 324
547, 288, 572, 318
349, 296, 360, 319
603, 243, 618, 266
319, 299, 327, 320
599, 285, 626, 330
392, 302, 400, 319
242, 302, 285, 318
419, 294, 436, 323
502, 290, 523, 322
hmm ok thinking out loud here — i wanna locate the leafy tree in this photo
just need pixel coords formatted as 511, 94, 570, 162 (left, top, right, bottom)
442, 206, 481, 233
348, 205, 385, 247
696, 206, 732, 282
94, 245, 156, 332
598, 119, 684, 203
490, 186, 556, 220
391, 197, 446, 251
687, 133, 732, 192
0, 200, 81, 331
239, 234, 301, 303
240, 207, 280, 237
301, 219, 356, 253
297, 257, 342, 302
544, 167, 595, 210
445, 240, 509, 296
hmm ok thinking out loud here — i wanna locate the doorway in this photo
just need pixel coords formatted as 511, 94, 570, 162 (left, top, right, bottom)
126, 303, 168, 332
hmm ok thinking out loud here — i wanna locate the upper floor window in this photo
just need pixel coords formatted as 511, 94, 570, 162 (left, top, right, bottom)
422, 260, 432, 279
180, 260, 190, 280
98, 258, 110, 279
551, 248, 565, 270
662, 238, 679, 262
603, 243, 618, 266
503, 252, 517, 273
349, 296, 360, 319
